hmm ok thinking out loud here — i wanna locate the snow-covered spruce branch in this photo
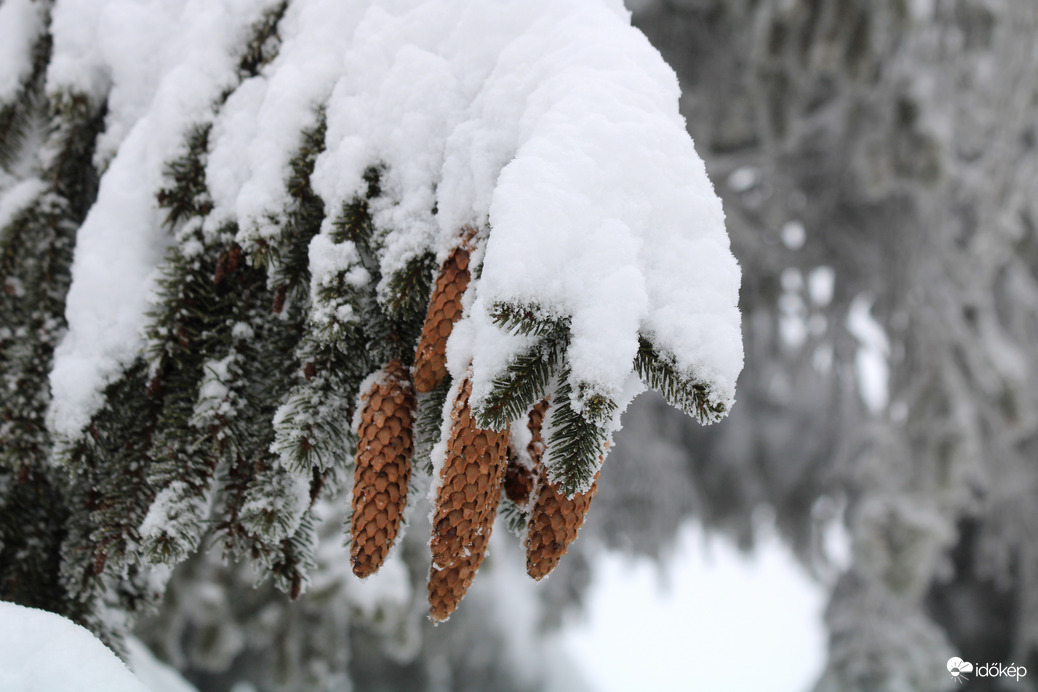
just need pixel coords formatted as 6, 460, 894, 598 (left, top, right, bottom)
1, 0, 741, 638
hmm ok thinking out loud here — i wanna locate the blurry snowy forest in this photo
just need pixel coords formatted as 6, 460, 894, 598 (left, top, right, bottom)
630, 1, 1038, 690
2, 1, 1038, 692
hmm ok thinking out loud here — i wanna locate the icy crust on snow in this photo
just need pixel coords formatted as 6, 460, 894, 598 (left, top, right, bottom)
0, 0, 46, 104
47, 0, 283, 437
48, 0, 742, 438
0, 601, 150, 692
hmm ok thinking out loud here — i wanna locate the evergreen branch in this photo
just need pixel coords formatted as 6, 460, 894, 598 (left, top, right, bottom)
414, 376, 452, 474
500, 498, 529, 537
377, 250, 437, 364
0, 27, 50, 169
475, 327, 568, 431
384, 251, 436, 321
489, 301, 570, 337
330, 166, 382, 249
238, 1, 290, 78
58, 362, 162, 589
0, 98, 35, 171
270, 345, 360, 475
156, 124, 213, 228
259, 113, 327, 292
237, 462, 310, 543
270, 510, 318, 601
634, 336, 728, 424
544, 370, 613, 497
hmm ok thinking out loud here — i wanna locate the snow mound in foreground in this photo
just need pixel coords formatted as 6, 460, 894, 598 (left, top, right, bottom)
0, 601, 149, 692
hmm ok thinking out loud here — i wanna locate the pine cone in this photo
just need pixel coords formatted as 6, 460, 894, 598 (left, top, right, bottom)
503, 399, 549, 507
427, 496, 500, 623
413, 229, 476, 393
429, 377, 510, 571
525, 469, 599, 581
503, 449, 534, 506
350, 360, 415, 578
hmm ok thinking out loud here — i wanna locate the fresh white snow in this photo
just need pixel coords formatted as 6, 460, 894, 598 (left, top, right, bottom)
47, 0, 285, 436
43, 0, 742, 458
0, 601, 150, 692
0, 0, 46, 104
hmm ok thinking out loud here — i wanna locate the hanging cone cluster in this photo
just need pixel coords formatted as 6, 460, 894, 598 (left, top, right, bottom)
413, 229, 476, 393
427, 376, 509, 621
340, 227, 708, 620
525, 469, 600, 581
350, 360, 416, 578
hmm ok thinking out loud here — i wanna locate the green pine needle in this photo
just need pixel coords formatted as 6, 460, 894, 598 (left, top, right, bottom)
634, 336, 727, 424
414, 377, 452, 474
476, 332, 566, 431
544, 371, 613, 497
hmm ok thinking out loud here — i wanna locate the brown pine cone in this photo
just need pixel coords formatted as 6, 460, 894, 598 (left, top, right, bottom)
350, 360, 416, 578
429, 376, 510, 571
427, 495, 500, 623
525, 469, 600, 581
503, 399, 549, 507
413, 229, 477, 393
503, 449, 535, 507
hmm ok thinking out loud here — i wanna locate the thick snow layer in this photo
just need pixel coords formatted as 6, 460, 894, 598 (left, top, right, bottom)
47, 0, 742, 438
47, 0, 284, 436
0, 0, 46, 104
0, 602, 150, 692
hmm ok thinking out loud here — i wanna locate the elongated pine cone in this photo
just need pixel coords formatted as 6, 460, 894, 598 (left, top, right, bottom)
429, 377, 510, 571
503, 399, 549, 507
525, 470, 600, 580
428, 492, 501, 623
413, 230, 476, 393
351, 360, 415, 578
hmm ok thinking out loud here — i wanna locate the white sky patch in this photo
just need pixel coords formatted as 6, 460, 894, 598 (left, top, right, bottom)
847, 294, 890, 414
563, 524, 827, 692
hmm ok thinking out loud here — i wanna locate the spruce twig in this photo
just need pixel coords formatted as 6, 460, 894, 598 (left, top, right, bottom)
544, 370, 614, 497
634, 336, 727, 424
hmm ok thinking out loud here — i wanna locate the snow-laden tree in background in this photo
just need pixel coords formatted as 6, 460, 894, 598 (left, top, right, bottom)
626, 1, 1038, 690
0, 0, 741, 689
